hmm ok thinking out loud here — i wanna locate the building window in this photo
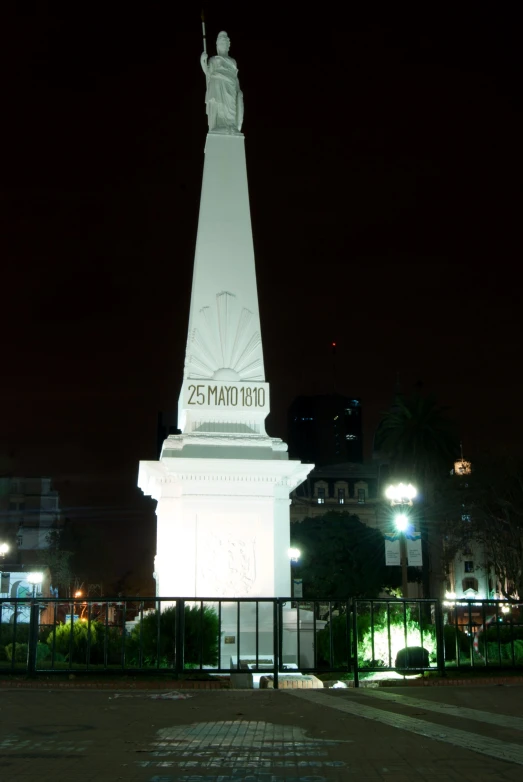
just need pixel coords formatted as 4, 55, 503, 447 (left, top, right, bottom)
464, 561, 474, 573
358, 489, 365, 504
317, 488, 325, 505
462, 577, 478, 592
338, 488, 345, 505
1, 573, 10, 595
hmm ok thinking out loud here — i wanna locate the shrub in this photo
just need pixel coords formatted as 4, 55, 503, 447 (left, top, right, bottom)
395, 646, 429, 671
36, 642, 51, 663
316, 612, 352, 668
5, 642, 28, 662
126, 604, 219, 668
0, 624, 30, 660
183, 604, 220, 666
482, 639, 523, 665
513, 639, 523, 663
443, 625, 471, 661
357, 605, 436, 669
316, 605, 437, 670
484, 624, 523, 644
47, 620, 99, 664
486, 641, 513, 664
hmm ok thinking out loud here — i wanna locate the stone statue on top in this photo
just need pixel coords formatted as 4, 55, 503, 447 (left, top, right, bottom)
201, 31, 244, 134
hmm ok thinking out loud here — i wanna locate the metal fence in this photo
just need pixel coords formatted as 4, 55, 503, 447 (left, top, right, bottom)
1, 596, 521, 685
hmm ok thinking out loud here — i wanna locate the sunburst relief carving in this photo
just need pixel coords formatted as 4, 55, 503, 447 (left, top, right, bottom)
185, 291, 264, 381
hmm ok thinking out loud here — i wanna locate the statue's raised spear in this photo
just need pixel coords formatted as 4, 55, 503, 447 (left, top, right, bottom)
201, 9, 207, 55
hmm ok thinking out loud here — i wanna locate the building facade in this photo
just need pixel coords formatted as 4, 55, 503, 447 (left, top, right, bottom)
290, 462, 384, 529
442, 458, 498, 603
0, 477, 61, 566
445, 538, 493, 601
288, 395, 363, 466
0, 564, 53, 626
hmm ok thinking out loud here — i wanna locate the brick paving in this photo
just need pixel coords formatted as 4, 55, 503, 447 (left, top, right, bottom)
0, 677, 228, 690
1, 685, 523, 780
377, 675, 523, 687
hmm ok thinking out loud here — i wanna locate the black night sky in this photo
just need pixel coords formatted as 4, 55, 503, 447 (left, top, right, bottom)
2, 5, 522, 588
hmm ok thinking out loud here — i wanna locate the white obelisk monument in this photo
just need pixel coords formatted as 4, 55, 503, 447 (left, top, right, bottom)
138, 30, 313, 599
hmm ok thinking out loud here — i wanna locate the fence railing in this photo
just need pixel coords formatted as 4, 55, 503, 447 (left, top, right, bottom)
1, 596, 521, 686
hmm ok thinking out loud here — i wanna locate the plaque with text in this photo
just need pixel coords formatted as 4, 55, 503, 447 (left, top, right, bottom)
182, 379, 270, 414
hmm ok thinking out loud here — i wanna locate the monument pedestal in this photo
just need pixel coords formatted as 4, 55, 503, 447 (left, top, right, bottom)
282, 607, 327, 668
139, 455, 311, 598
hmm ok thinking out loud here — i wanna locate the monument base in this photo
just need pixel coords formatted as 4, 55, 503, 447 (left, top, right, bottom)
139, 455, 313, 599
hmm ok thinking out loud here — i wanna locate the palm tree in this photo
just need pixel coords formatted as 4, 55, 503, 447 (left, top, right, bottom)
376, 391, 459, 485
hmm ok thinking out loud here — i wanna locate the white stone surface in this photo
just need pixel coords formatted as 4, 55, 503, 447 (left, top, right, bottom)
139, 51, 313, 599
182, 135, 262, 377
177, 132, 273, 442
139, 457, 311, 597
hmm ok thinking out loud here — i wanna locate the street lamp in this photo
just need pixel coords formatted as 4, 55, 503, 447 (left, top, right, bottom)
0, 543, 9, 604
288, 547, 301, 597
27, 571, 43, 598
386, 483, 417, 599
394, 513, 409, 532
385, 483, 417, 504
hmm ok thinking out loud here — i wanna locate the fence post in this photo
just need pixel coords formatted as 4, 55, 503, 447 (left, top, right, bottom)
435, 599, 446, 677
27, 599, 39, 676
351, 598, 359, 689
273, 600, 281, 690
175, 599, 185, 675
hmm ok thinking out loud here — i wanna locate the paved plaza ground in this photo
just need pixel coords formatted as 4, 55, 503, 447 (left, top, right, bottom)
1, 684, 523, 781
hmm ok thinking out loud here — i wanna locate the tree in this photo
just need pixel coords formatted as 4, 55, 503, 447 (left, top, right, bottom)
291, 511, 401, 598
127, 604, 219, 667
112, 563, 155, 597
37, 527, 74, 592
375, 391, 459, 484
39, 517, 119, 596
441, 453, 523, 601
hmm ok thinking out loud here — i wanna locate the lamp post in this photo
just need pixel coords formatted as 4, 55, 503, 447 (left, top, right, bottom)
385, 483, 417, 599
288, 547, 301, 597
27, 571, 43, 598
0, 543, 8, 605
74, 590, 84, 620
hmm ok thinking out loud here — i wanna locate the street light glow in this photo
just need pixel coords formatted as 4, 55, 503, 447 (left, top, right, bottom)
27, 572, 43, 585
0, 542, 9, 557
385, 483, 417, 503
394, 513, 410, 532
288, 547, 301, 562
